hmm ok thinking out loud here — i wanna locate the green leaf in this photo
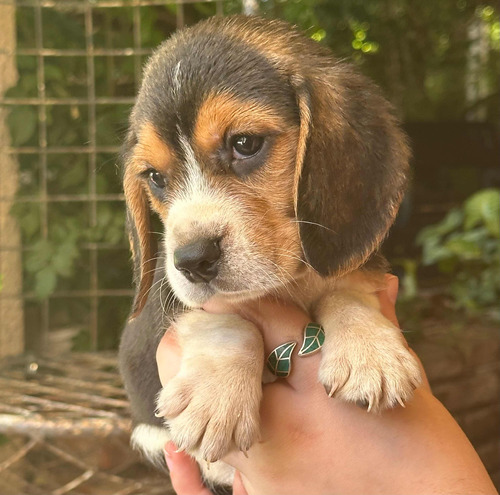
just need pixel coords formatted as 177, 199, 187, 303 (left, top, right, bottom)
444, 236, 482, 260
420, 237, 453, 265
59, 165, 87, 189
25, 240, 52, 272
7, 106, 37, 146
464, 188, 500, 237
21, 211, 41, 238
35, 266, 57, 299
416, 208, 463, 245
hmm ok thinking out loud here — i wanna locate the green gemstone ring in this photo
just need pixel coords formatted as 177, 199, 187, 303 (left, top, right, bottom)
266, 341, 297, 377
298, 323, 325, 357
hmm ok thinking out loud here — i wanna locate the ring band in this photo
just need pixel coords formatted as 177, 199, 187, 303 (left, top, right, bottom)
298, 322, 325, 357
266, 341, 296, 377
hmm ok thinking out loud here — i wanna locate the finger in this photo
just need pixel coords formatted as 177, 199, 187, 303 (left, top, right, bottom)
233, 470, 249, 495
164, 442, 212, 495
377, 276, 432, 392
239, 298, 321, 392
205, 296, 311, 352
207, 297, 319, 392
408, 348, 432, 391
156, 327, 183, 386
378, 274, 400, 328
238, 298, 310, 355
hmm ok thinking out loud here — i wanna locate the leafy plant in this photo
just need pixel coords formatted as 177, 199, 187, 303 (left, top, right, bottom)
416, 188, 500, 312
5, 3, 221, 350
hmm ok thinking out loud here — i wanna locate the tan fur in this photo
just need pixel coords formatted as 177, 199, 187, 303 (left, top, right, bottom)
156, 311, 264, 461
290, 75, 312, 213
123, 164, 154, 316
193, 92, 287, 155
314, 284, 421, 412
136, 122, 174, 175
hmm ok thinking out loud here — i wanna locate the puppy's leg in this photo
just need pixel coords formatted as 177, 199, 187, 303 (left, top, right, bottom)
315, 290, 421, 412
156, 310, 263, 465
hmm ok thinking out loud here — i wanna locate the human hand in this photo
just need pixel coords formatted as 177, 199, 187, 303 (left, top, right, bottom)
157, 276, 496, 495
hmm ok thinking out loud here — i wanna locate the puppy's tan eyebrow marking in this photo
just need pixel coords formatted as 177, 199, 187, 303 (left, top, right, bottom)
134, 122, 173, 174
193, 93, 287, 156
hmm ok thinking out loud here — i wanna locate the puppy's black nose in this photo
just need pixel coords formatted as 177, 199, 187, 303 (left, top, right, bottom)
174, 238, 221, 283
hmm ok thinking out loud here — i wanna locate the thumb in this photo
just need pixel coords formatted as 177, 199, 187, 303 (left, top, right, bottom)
164, 442, 212, 495
233, 471, 249, 495
378, 274, 400, 328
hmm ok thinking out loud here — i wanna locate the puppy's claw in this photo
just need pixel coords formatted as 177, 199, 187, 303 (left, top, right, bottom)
326, 383, 338, 398
397, 396, 406, 408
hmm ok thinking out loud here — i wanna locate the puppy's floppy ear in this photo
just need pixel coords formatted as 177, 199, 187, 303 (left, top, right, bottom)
122, 130, 157, 317
292, 63, 410, 276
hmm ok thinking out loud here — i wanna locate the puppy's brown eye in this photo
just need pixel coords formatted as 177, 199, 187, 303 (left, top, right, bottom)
148, 169, 166, 189
231, 135, 264, 159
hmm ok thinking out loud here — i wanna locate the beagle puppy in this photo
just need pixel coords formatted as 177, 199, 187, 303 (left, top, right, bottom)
119, 15, 421, 487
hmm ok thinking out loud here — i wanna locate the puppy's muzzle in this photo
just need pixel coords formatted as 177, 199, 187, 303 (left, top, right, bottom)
173, 238, 221, 283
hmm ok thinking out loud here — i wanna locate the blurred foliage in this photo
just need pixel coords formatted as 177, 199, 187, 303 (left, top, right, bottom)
235, 0, 500, 122
5, 1, 500, 349
11, 201, 126, 300
6, 2, 220, 349
416, 188, 500, 314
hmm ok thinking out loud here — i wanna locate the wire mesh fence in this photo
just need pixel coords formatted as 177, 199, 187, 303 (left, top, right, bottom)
0, 352, 171, 494
0, 0, 226, 354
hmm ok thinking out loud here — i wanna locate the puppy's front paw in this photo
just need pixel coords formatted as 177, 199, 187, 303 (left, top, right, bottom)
319, 319, 421, 412
157, 362, 261, 462
156, 311, 263, 462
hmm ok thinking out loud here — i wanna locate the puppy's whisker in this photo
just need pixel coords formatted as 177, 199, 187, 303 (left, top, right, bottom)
268, 270, 295, 300
138, 256, 163, 271
275, 247, 315, 272
266, 258, 296, 288
150, 277, 175, 327
140, 265, 163, 279
254, 258, 295, 299
159, 276, 168, 317
144, 276, 165, 302
161, 284, 180, 327
135, 278, 163, 315
163, 289, 180, 323
290, 219, 337, 235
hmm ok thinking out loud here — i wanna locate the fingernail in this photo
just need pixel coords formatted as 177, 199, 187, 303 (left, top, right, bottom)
387, 275, 399, 305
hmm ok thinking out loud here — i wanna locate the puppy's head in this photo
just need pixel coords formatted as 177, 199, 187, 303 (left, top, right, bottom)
123, 16, 410, 314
